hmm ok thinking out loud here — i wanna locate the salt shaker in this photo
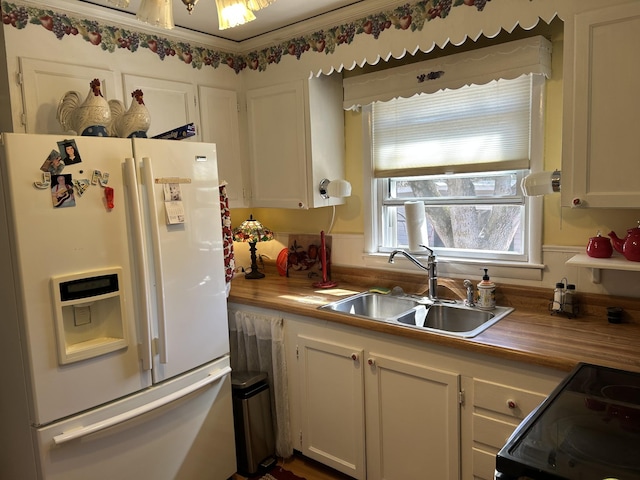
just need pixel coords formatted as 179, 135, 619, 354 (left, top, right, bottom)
552, 282, 564, 312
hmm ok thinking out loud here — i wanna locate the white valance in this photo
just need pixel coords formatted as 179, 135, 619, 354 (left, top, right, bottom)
343, 35, 552, 110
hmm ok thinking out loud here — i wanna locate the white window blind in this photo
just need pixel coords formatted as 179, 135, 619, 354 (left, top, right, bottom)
372, 75, 533, 178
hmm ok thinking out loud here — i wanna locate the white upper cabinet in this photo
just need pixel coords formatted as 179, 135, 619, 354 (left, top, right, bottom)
121, 74, 198, 139
246, 74, 345, 209
18, 58, 118, 134
562, 2, 640, 208
198, 86, 247, 207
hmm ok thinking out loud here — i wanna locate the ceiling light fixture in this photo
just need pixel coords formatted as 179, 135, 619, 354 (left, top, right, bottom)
181, 0, 199, 14
214, 0, 255, 30
246, 0, 276, 11
136, 0, 174, 29
109, 0, 276, 30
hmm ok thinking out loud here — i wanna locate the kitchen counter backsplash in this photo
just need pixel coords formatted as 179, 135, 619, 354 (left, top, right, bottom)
255, 260, 640, 325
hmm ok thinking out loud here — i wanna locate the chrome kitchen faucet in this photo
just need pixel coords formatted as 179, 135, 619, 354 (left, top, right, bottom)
388, 246, 438, 301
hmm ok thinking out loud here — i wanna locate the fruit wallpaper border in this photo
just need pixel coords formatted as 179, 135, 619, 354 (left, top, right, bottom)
1, 0, 496, 74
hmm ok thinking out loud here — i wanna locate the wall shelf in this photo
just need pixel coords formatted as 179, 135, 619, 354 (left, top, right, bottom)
566, 253, 640, 283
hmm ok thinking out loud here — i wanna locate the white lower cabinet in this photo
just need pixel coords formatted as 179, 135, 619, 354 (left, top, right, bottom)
462, 376, 560, 480
365, 353, 460, 480
296, 335, 366, 479
290, 318, 460, 480
238, 306, 565, 480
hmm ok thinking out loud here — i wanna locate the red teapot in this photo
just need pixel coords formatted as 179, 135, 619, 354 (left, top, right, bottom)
586, 231, 613, 258
608, 222, 640, 262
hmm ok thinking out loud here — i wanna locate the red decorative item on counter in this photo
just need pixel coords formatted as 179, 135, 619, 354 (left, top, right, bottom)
312, 230, 337, 288
609, 221, 640, 262
276, 248, 288, 276
586, 231, 613, 258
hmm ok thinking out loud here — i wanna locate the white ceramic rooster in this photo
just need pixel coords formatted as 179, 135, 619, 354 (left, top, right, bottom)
108, 89, 151, 138
56, 79, 111, 136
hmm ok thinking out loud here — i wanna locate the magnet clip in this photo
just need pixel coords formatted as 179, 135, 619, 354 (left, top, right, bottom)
104, 186, 114, 210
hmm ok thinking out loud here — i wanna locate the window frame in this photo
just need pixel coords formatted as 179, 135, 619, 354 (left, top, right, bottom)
362, 74, 546, 277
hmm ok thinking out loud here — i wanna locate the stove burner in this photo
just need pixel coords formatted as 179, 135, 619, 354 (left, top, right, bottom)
559, 418, 640, 471
602, 385, 640, 405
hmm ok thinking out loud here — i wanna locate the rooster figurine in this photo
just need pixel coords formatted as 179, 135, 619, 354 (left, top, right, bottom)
57, 79, 111, 136
108, 89, 151, 138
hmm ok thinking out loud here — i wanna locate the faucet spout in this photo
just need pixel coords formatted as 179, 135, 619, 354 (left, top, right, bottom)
388, 246, 438, 301
463, 279, 475, 307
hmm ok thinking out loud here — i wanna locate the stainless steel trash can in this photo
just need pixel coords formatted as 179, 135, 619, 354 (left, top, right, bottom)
231, 371, 276, 477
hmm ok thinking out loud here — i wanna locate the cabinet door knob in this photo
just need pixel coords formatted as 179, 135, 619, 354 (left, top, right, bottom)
351, 353, 359, 361
507, 399, 517, 409
367, 358, 375, 366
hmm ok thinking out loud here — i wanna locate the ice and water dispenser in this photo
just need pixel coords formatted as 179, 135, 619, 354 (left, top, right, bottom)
51, 267, 128, 364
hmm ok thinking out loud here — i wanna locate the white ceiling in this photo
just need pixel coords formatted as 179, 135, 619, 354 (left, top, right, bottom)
80, 0, 366, 42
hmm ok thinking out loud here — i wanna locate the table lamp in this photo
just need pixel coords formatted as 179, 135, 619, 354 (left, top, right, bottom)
233, 214, 273, 279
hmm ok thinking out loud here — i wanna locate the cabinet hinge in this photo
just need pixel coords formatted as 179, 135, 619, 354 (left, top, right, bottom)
458, 389, 465, 406
299, 430, 303, 446
237, 101, 241, 113
296, 345, 299, 360
16, 72, 23, 86
20, 113, 27, 126
151, 337, 159, 356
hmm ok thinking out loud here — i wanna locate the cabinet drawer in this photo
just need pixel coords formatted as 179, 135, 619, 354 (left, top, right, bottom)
474, 379, 546, 420
473, 413, 518, 449
472, 446, 497, 480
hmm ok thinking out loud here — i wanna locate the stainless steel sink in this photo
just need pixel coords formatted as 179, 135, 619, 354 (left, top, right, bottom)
318, 292, 420, 320
396, 303, 513, 338
318, 292, 513, 338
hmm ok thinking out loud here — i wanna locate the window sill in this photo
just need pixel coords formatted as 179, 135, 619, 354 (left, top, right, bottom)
363, 253, 544, 282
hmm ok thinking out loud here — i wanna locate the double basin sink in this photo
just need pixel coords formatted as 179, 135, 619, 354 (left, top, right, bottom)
318, 291, 513, 338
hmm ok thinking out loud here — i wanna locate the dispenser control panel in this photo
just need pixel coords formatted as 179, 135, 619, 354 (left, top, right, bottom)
59, 273, 119, 302
51, 267, 128, 365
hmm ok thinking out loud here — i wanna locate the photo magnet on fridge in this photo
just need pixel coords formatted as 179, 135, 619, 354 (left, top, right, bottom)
40, 149, 65, 175
51, 173, 76, 208
57, 139, 82, 165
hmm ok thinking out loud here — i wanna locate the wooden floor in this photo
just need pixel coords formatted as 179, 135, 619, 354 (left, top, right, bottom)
233, 453, 354, 480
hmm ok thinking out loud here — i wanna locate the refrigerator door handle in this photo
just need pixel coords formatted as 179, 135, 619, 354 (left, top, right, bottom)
141, 156, 169, 364
124, 157, 152, 371
52, 366, 231, 445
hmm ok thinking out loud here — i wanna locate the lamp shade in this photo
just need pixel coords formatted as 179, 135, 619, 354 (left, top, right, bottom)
136, 0, 174, 29
246, 0, 276, 11
233, 215, 273, 243
215, 0, 256, 30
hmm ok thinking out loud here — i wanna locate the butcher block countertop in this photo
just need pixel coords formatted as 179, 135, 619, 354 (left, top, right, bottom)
228, 264, 640, 374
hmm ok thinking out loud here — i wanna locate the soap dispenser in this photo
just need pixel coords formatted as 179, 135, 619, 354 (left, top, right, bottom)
477, 268, 496, 310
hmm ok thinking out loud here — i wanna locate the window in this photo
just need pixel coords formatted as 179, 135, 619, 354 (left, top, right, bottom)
364, 73, 545, 264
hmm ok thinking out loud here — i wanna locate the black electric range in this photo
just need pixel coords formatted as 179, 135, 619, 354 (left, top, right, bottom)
496, 363, 640, 480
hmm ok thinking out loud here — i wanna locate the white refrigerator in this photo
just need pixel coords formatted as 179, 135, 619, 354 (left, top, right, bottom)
0, 133, 236, 479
